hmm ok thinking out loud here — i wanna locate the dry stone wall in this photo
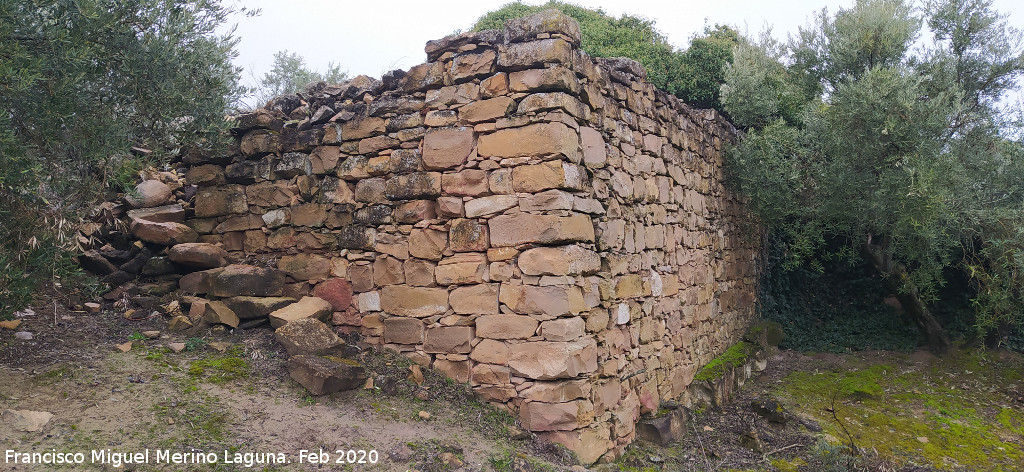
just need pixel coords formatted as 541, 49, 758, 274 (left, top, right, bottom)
78, 10, 759, 463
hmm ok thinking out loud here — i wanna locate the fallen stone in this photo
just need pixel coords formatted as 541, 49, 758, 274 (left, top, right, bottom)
84, 302, 102, 313
142, 330, 160, 339
202, 300, 240, 328
637, 408, 687, 446
115, 341, 132, 352
269, 296, 333, 328
274, 318, 346, 356
78, 250, 120, 275
167, 316, 193, 331
130, 219, 198, 246
222, 296, 296, 319
288, 355, 367, 395
1, 409, 54, 432
167, 243, 228, 269
519, 400, 594, 431
125, 180, 172, 208
0, 320, 23, 330
168, 342, 186, 353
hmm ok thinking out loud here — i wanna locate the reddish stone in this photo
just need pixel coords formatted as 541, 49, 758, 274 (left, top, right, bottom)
312, 278, 353, 312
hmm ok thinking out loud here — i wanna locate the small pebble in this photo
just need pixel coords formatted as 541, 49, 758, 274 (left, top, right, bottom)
14, 331, 33, 340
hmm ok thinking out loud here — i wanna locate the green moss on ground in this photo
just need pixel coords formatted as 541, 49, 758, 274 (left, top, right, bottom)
772, 350, 1024, 471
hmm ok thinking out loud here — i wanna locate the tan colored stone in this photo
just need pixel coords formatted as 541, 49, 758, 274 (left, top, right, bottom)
278, 253, 332, 282
521, 380, 591, 403
480, 72, 509, 98
580, 127, 606, 167
195, 185, 247, 218
450, 49, 496, 81
385, 172, 442, 200
437, 196, 464, 217
448, 218, 489, 252
503, 9, 581, 45
422, 127, 475, 170
126, 180, 172, 208
127, 203, 185, 224
517, 245, 599, 276
433, 359, 471, 383
198, 300, 239, 328
519, 189, 573, 212
509, 66, 580, 94
167, 243, 227, 269
425, 110, 458, 127
222, 296, 295, 319
476, 314, 538, 339
274, 318, 346, 355
507, 338, 598, 380
471, 363, 510, 385
395, 200, 437, 223
539, 425, 612, 465
488, 213, 595, 247
519, 400, 594, 432
424, 326, 474, 354
470, 339, 509, 364
384, 317, 425, 344
499, 283, 586, 318
380, 285, 448, 317
540, 317, 585, 341
355, 177, 387, 202
246, 181, 294, 207
341, 116, 385, 140
488, 168, 513, 194
373, 256, 405, 286
435, 253, 488, 285
404, 259, 436, 286
441, 169, 488, 197
269, 296, 333, 328
449, 283, 498, 314
497, 39, 573, 70
458, 96, 515, 123
517, 92, 589, 120
288, 355, 366, 396
512, 161, 586, 193
477, 122, 577, 160
465, 195, 518, 218
409, 228, 448, 261
131, 220, 198, 246
615, 274, 644, 299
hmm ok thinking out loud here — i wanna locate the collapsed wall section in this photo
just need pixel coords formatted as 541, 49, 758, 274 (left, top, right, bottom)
95, 10, 758, 463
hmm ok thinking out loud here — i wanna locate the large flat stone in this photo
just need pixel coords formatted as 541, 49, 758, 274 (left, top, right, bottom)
288, 355, 366, 395
268, 296, 332, 328
380, 285, 448, 318
477, 122, 577, 160
507, 338, 598, 380
488, 214, 594, 247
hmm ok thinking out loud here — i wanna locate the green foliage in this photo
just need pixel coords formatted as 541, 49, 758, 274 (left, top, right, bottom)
724, 0, 1024, 348
253, 50, 348, 107
471, 1, 738, 110
184, 337, 207, 352
0, 0, 245, 317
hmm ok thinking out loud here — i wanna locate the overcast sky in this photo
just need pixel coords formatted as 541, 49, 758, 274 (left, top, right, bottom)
225, 0, 1023, 95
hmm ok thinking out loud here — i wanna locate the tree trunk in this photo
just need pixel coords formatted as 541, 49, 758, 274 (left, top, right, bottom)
862, 239, 952, 355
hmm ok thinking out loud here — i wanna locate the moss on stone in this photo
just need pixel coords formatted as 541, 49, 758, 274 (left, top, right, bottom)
693, 341, 755, 382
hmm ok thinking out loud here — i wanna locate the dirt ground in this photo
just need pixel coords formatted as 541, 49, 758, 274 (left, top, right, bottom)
2, 297, 1023, 472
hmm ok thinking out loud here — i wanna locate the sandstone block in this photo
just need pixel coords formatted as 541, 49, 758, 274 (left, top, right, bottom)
450, 49, 497, 81
488, 214, 595, 247
465, 195, 518, 218
408, 228, 448, 261
422, 127, 475, 170
183, 265, 285, 297
503, 9, 582, 46
269, 296, 333, 328
435, 253, 488, 285
517, 92, 589, 120
509, 66, 580, 94
507, 338, 597, 379
580, 126, 606, 167
441, 169, 489, 196
222, 296, 295, 319
519, 189, 573, 212
517, 245, 599, 276
437, 196, 464, 217
126, 204, 185, 224
373, 256, 405, 286
476, 314, 538, 339
201, 300, 240, 328
477, 122, 577, 160
380, 285, 448, 317
448, 218, 489, 252
311, 278, 352, 312
272, 152, 312, 179
131, 220, 198, 246
458, 96, 515, 123
471, 363, 511, 385
355, 177, 387, 203
195, 185, 247, 218
511, 160, 586, 193
540, 317, 585, 341
275, 318, 346, 356
433, 359, 471, 383
337, 226, 376, 251
480, 72, 509, 97
395, 200, 437, 223
288, 355, 366, 396
404, 259, 436, 286
383, 317, 425, 344
539, 425, 612, 465
519, 399, 594, 432
470, 339, 510, 364
423, 326, 474, 354
385, 172, 442, 200
341, 116, 386, 140
246, 181, 294, 207
278, 253, 332, 281
321, 176, 355, 204
497, 39, 573, 71
167, 243, 228, 269
449, 283, 499, 315
499, 283, 586, 318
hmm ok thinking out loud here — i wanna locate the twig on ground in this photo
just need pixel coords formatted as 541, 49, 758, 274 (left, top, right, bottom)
691, 420, 712, 471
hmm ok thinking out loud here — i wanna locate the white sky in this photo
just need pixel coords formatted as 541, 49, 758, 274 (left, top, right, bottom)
225, 0, 1023, 92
